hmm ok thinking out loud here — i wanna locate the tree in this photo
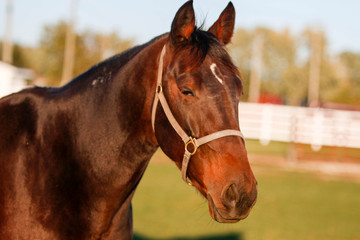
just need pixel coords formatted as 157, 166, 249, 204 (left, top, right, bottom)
329, 52, 360, 105
230, 27, 308, 105
229, 26, 360, 106
34, 22, 134, 86
0, 42, 35, 69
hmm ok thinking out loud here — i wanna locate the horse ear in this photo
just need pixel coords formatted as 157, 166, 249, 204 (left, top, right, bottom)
208, 2, 235, 45
170, 0, 195, 44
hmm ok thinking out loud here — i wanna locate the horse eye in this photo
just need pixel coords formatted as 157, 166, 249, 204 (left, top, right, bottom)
180, 89, 195, 97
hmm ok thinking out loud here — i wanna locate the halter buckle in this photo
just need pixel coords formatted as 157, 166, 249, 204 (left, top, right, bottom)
185, 137, 198, 155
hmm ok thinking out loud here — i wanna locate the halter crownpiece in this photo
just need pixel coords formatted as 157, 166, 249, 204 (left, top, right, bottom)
151, 44, 245, 186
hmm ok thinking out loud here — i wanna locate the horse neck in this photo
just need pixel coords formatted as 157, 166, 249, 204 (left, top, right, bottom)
75, 37, 167, 197
110, 37, 167, 145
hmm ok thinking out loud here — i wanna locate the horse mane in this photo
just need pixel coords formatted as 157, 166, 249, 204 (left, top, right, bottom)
57, 34, 167, 92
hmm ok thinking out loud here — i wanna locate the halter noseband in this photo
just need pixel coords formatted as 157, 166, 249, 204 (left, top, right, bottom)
151, 45, 245, 186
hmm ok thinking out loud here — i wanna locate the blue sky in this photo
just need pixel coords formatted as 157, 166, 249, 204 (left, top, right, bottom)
1, 0, 359, 54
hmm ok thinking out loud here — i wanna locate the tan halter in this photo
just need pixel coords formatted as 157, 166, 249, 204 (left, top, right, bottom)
151, 45, 245, 185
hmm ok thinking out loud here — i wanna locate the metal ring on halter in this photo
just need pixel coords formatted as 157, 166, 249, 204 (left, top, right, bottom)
156, 84, 162, 94
185, 137, 198, 155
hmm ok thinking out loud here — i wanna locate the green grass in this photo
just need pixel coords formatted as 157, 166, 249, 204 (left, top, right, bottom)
132, 151, 360, 240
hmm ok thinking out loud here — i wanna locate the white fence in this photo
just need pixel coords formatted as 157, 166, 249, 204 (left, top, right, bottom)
238, 103, 360, 150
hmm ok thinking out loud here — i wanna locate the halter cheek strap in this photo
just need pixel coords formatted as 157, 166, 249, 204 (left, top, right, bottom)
151, 45, 245, 186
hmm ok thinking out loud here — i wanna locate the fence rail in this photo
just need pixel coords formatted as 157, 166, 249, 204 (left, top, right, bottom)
238, 103, 360, 150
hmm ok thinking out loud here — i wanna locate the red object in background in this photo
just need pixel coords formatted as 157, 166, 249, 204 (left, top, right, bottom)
258, 93, 283, 105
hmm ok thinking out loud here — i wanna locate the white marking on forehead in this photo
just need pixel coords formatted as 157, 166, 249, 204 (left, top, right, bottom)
210, 63, 223, 85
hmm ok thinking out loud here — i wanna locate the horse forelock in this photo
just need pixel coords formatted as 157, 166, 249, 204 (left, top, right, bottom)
171, 28, 239, 76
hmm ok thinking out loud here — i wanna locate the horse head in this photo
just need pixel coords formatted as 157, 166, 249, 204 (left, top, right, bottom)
153, 1, 257, 223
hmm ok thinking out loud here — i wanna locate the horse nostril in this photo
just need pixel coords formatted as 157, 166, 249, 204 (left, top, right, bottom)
222, 183, 239, 208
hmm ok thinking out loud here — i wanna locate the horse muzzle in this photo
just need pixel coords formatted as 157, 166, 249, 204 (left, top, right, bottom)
207, 181, 257, 223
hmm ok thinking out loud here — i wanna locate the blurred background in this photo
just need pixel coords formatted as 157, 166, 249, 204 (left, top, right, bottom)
1, 0, 359, 239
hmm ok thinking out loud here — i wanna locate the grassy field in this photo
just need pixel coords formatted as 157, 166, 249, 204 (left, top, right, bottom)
132, 150, 360, 240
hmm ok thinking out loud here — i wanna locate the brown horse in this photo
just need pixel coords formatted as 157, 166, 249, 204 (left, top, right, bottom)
0, 1, 257, 239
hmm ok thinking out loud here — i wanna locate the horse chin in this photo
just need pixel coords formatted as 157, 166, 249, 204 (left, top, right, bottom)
207, 193, 250, 223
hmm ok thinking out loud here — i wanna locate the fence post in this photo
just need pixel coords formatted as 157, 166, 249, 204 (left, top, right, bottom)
2, 0, 13, 64
287, 112, 298, 163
